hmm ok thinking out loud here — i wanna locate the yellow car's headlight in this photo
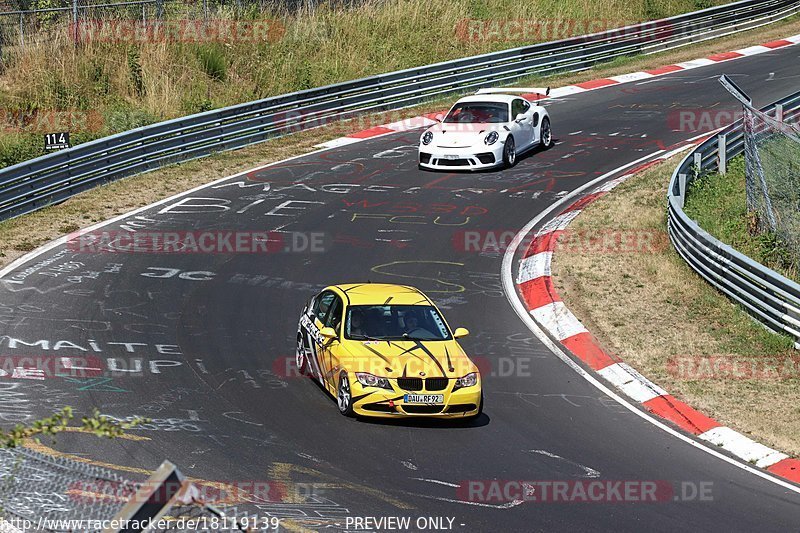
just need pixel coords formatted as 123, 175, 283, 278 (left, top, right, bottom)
356, 372, 392, 390
455, 372, 478, 388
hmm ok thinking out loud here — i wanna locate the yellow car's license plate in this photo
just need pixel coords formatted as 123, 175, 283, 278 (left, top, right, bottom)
404, 394, 444, 404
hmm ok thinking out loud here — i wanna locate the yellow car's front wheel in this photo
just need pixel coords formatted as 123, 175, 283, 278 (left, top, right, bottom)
296, 334, 310, 376
337, 372, 355, 417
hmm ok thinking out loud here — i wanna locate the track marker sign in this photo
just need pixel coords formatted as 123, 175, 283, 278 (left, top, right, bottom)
44, 132, 70, 151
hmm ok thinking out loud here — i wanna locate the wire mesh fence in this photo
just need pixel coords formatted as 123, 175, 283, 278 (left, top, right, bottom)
0, 446, 138, 532
0, 0, 324, 48
0, 446, 249, 532
743, 103, 800, 263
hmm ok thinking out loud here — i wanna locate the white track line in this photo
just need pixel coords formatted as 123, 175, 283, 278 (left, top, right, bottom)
413, 478, 461, 488
500, 151, 800, 496
0, 146, 337, 280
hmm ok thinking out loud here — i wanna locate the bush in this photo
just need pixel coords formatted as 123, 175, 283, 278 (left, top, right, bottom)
104, 105, 159, 132
197, 45, 227, 82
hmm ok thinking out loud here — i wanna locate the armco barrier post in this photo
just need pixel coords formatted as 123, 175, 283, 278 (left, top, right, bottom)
104, 461, 188, 533
669, 88, 800, 351
775, 103, 784, 122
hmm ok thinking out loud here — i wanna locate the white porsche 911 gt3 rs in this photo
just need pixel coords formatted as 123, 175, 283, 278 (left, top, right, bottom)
418, 89, 552, 171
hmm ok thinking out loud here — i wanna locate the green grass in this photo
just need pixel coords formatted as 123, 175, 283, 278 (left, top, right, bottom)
0, 0, 733, 169
554, 155, 799, 455
684, 156, 799, 281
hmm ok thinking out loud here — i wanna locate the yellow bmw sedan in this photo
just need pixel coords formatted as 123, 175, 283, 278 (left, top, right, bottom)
296, 283, 483, 419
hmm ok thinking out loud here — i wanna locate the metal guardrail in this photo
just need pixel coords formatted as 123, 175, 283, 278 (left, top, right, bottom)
1, 0, 799, 221
667, 89, 800, 346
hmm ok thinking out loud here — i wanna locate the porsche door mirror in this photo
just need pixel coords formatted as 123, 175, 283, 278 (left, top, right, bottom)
453, 327, 470, 339
515, 113, 526, 122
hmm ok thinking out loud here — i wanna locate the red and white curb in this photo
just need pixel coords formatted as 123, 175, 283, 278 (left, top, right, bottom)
513, 144, 800, 484
314, 33, 800, 149
313, 28, 800, 485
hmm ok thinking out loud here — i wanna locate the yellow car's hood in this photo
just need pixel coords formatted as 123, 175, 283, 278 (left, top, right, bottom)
341, 338, 477, 378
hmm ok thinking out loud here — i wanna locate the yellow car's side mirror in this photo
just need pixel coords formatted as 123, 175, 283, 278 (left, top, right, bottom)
320, 327, 338, 340
453, 327, 469, 339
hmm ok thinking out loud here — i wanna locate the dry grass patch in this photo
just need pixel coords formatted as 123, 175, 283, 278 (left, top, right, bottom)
2, 0, 734, 117
552, 156, 800, 456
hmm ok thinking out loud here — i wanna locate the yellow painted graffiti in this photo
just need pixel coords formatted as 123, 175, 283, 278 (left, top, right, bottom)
370, 260, 465, 293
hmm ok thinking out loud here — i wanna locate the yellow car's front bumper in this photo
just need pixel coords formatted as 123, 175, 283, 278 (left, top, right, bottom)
349, 379, 482, 418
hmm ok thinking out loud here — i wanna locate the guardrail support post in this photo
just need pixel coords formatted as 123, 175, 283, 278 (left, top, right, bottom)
718, 133, 727, 174
693, 152, 702, 173
678, 173, 687, 209
775, 104, 784, 122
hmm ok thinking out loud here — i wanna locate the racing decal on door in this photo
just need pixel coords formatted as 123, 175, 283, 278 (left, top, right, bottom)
299, 313, 326, 385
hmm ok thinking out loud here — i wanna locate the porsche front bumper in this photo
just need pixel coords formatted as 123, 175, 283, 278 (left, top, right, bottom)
418, 144, 505, 170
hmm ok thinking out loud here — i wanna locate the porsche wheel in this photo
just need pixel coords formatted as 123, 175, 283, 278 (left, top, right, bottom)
540, 118, 553, 149
337, 372, 354, 417
502, 135, 517, 168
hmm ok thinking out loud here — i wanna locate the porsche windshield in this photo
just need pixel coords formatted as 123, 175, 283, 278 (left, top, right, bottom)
443, 102, 509, 124
345, 305, 451, 341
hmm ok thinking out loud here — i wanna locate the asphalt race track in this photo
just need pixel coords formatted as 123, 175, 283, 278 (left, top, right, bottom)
2, 44, 800, 532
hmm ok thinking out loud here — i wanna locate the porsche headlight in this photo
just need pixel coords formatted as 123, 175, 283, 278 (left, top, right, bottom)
484, 131, 499, 145
422, 131, 433, 145
356, 372, 392, 390
455, 372, 478, 388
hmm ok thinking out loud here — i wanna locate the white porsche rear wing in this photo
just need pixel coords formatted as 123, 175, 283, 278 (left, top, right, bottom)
475, 87, 551, 97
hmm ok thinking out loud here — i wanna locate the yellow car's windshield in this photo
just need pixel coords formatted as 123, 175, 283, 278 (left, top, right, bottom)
345, 305, 451, 341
